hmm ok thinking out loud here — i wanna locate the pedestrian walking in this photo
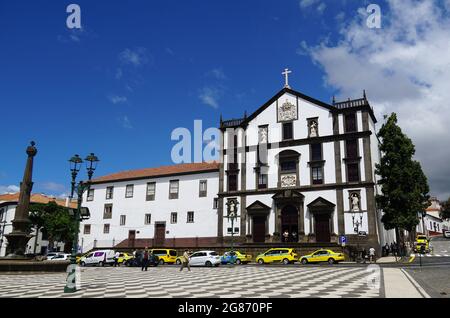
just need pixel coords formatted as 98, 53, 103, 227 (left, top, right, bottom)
292, 231, 298, 242
141, 247, 149, 271
384, 243, 390, 256
114, 251, 120, 267
180, 249, 191, 272
369, 247, 376, 263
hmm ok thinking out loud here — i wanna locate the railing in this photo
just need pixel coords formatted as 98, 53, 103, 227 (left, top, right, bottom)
221, 118, 245, 128
334, 98, 368, 109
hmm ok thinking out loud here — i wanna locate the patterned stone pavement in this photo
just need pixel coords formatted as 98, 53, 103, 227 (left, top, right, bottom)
0, 265, 381, 298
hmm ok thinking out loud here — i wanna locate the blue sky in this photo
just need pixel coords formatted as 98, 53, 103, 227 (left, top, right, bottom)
1, 0, 449, 199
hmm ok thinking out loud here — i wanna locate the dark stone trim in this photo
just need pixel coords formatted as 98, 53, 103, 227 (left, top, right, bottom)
336, 189, 345, 235
222, 131, 372, 155
240, 132, 247, 236
218, 181, 375, 197
365, 187, 377, 237
217, 136, 225, 242
362, 111, 374, 183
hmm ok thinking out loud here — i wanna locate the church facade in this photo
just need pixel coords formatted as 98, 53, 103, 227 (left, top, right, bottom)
80, 80, 393, 252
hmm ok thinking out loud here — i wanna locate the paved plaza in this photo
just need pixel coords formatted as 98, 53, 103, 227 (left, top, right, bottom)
0, 266, 385, 298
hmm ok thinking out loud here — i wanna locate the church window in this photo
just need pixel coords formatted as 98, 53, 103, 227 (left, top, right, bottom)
347, 163, 360, 182
345, 113, 357, 132
228, 174, 238, 192
282, 122, 293, 140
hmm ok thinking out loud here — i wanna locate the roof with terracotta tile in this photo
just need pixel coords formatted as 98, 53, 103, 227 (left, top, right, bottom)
0, 193, 76, 208
91, 162, 220, 184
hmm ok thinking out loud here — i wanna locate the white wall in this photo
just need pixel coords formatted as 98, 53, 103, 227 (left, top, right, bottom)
81, 171, 219, 251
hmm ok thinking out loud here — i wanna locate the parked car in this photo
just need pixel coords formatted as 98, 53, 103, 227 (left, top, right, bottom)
150, 249, 177, 264
79, 250, 116, 267
220, 251, 252, 265
414, 235, 430, 253
45, 252, 62, 260
48, 253, 71, 261
256, 248, 298, 265
300, 249, 345, 265
188, 251, 221, 267
444, 230, 450, 239
117, 252, 134, 265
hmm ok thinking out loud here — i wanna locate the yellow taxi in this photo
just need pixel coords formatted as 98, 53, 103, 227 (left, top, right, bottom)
117, 252, 134, 265
76, 252, 90, 264
150, 249, 178, 264
256, 248, 298, 265
300, 249, 345, 265
414, 235, 430, 253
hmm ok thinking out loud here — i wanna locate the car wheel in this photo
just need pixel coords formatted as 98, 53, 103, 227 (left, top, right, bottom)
98, 261, 104, 267
81, 262, 86, 267
176, 259, 181, 265
282, 258, 290, 265
236, 259, 242, 265
257, 259, 264, 265
301, 258, 308, 265
328, 258, 335, 265
159, 259, 164, 265
205, 261, 212, 267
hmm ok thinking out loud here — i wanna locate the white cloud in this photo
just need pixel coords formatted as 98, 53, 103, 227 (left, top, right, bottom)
40, 182, 66, 193
299, 0, 326, 14
115, 68, 123, 80
207, 68, 227, 80
119, 48, 150, 67
299, 0, 319, 8
199, 86, 223, 109
316, 3, 327, 14
0, 185, 20, 194
302, 0, 450, 199
108, 95, 128, 105
118, 116, 133, 129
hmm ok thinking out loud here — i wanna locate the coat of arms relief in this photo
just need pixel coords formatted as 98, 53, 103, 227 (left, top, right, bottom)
278, 99, 297, 122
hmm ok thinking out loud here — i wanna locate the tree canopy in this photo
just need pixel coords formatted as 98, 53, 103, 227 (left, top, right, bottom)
375, 113, 430, 235
441, 198, 450, 220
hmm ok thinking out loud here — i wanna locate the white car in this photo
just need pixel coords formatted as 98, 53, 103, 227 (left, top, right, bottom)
444, 230, 450, 239
188, 250, 221, 267
79, 249, 115, 267
45, 252, 62, 260
48, 253, 71, 261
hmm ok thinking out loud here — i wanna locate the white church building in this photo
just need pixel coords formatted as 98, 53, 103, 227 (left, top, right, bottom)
80, 73, 394, 253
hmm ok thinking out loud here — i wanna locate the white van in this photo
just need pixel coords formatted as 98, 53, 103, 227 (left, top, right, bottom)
79, 250, 115, 267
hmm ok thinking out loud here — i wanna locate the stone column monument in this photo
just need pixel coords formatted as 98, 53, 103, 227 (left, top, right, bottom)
5, 141, 37, 258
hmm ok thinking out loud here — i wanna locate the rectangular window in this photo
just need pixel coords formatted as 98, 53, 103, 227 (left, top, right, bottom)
145, 214, 152, 225
282, 122, 293, 140
347, 163, 360, 182
83, 224, 91, 235
311, 144, 322, 161
228, 174, 237, 192
213, 198, 219, 209
146, 182, 156, 201
87, 189, 94, 201
120, 215, 126, 226
103, 224, 110, 234
171, 212, 178, 224
106, 186, 114, 200
169, 180, 179, 199
187, 211, 194, 223
345, 113, 357, 132
311, 165, 324, 185
258, 173, 268, 189
281, 160, 296, 172
125, 184, 134, 198
103, 204, 113, 219
346, 140, 358, 159
199, 180, 207, 197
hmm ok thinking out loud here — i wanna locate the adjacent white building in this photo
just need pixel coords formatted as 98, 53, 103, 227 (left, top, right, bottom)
0, 193, 72, 256
79, 82, 394, 252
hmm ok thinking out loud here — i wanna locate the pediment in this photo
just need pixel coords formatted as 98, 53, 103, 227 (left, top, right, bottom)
246, 200, 271, 211
307, 197, 336, 210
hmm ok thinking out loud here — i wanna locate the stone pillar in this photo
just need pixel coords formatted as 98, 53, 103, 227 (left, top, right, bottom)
5, 142, 37, 257
298, 201, 305, 242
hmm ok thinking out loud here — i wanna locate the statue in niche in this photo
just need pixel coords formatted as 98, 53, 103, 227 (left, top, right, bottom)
309, 120, 318, 137
350, 193, 360, 212
259, 127, 268, 144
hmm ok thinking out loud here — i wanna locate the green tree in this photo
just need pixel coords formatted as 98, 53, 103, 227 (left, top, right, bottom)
375, 113, 430, 245
441, 198, 450, 220
29, 201, 77, 253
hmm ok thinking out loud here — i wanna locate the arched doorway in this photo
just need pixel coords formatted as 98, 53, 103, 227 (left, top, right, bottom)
281, 205, 299, 242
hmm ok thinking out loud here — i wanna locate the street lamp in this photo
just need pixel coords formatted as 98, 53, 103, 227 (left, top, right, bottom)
225, 199, 240, 259
64, 153, 99, 293
352, 211, 363, 234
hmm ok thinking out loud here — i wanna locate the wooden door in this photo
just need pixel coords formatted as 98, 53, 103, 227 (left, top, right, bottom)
315, 214, 331, 242
128, 230, 136, 248
252, 216, 266, 243
154, 223, 166, 247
